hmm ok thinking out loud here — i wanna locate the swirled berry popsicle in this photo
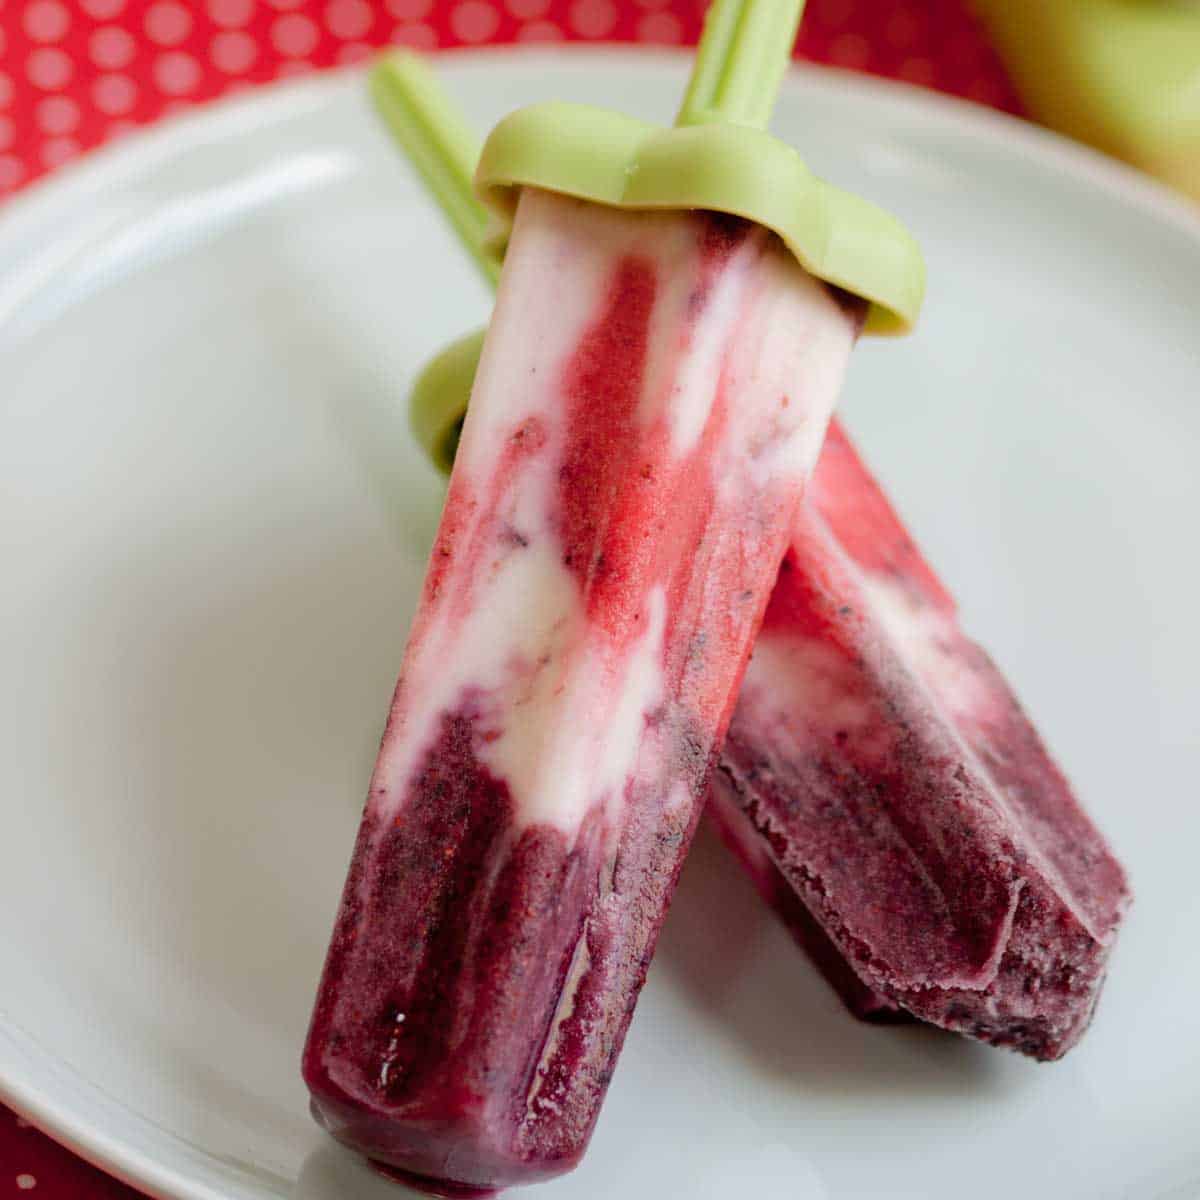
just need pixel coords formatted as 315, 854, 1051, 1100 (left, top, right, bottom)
714, 423, 1130, 1059
302, 7, 925, 1188
304, 187, 861, 1193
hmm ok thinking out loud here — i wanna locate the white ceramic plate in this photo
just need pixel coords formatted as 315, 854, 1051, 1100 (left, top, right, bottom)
2, 48, 1199, 1200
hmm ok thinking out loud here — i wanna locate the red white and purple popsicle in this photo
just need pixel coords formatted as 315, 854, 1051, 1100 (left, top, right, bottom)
302, 1, 920, 1190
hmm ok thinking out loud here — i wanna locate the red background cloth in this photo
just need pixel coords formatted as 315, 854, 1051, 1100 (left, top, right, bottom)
0, 0, 1020, 197
0, 0, 1019, 1193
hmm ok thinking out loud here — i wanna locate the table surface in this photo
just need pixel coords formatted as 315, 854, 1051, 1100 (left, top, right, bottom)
0, 0, 1020, 1194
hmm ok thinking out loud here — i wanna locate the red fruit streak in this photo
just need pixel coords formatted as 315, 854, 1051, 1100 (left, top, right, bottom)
810, 421, 955, 614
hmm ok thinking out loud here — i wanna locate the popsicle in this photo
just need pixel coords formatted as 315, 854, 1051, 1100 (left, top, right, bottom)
719, 424, 1130, 1058
303, 7, 923, 1195
385, 62, 1129, 1057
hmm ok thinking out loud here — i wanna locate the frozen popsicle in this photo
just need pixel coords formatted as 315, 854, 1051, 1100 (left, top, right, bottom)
303, 8, 923, 1194
717, 423, 1130, 1059
391, 89, 1129, 1062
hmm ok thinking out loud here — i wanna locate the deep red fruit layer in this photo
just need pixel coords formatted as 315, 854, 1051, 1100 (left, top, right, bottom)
713, 426, 1129, 1059
706, 781, 909, 1024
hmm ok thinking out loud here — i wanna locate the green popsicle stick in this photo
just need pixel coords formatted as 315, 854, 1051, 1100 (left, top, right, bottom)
471, 0, 923, 333
677, 0, 806, 129
369, 52, 500, 287
475, 105, 923, 334
411, 327, 485, 475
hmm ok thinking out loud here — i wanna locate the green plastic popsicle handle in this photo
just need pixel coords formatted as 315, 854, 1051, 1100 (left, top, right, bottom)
369, 53, 500, 287
411, 327, 486, 474
475, 104, 923, 335
468, 0, 923, 334
676, 0, 806, 129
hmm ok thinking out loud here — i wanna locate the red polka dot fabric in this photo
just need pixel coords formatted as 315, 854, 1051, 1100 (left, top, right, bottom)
0, 0, 1020, 1194
0, 0, 1021, 196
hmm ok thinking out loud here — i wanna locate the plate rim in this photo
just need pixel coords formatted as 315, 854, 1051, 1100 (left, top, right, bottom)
2, 45, 1199, 1200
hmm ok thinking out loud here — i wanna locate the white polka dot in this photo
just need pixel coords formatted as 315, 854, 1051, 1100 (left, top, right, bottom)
105, 118, 138, 139
326, 0, 373, 39
505, 0, 547, 17
80, 0, 127, 19
386, 0, 431, 20
568, 0, 616, 38
0, 115, 14, 151
93, 72, 139, 114
145, 2, 193, 45
154, 50, 202, 95
0, 73, 13, 107
0, 155, 27, 191
390, 21, 436, 49
15, 1174, 37, 1191
42, 137, 80, 168
27, 47, 74, 89
210, 29, 258, 72
37, 94, 79, 134
271, 13, 319, 56
515, 18, 562, 41
450, 1, 499, 43
336, 40, 373, 64
636, 10, 680, 42
90, 25, 137, 69
23, 1, 71, 42
207, 0, 255, 28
